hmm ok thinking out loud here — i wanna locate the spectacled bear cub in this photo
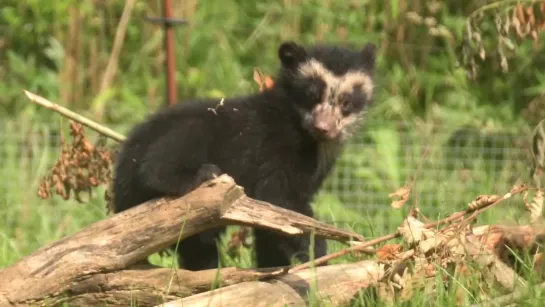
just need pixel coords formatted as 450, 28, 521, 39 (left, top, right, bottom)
112, 40, 377, 270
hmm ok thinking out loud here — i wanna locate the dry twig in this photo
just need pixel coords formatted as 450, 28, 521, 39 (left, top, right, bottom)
24, 90, 126, 142
99, 0, 137, 95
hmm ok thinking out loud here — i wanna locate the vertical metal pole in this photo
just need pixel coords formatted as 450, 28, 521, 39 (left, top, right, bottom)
162, 0, 177, 105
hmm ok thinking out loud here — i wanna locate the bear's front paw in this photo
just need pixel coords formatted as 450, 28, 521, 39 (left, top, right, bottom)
195, 163, 223, 186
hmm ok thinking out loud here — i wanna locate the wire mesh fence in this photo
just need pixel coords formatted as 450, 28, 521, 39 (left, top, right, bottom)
323, 120, 533, 215
0, 118, 534, 219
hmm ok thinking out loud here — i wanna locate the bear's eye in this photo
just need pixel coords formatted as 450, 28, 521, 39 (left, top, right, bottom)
309, 84, 319, 97
339, 94, 352, 115
340, 95, 350, 107
352, 82, 363, 90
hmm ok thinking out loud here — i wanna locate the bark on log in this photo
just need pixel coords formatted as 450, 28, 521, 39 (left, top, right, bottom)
52, 265, 289, 307
0, 175, 364, 306
158, 260, 385, 307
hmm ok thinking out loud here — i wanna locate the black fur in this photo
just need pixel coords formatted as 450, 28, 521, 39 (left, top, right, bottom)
112, 41, 377, 270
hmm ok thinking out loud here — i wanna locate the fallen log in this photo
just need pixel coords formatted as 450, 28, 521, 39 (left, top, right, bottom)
158, 260, 385, 307
0, 174, 364, 306
51, 265, 289, 307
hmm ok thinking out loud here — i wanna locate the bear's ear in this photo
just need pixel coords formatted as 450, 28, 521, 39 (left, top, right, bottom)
360, 42, 377, 72
278, 41, 308, 69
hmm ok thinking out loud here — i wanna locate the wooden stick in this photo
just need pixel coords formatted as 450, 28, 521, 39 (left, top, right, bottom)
23, 90, 126, 142
99, 0, 136, 95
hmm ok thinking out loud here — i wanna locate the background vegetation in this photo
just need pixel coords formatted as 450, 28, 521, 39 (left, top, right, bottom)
1, 0, 545, 305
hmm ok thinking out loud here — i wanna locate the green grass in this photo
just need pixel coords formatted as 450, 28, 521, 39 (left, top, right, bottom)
0, 116, 543, 306
2, 1, 545, 304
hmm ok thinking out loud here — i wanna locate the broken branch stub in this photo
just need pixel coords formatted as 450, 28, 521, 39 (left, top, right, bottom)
221, 195, 366, 241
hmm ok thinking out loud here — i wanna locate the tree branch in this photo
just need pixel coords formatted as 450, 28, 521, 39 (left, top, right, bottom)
0, 174, 363, 306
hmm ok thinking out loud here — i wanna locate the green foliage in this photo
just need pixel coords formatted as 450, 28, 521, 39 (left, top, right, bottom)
1, 1, 545, 305
1, 0, 544, 125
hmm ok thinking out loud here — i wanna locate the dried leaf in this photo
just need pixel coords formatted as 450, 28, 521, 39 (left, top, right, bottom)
479, 46, 486, 60
464, 235, 527, 290
418, 232, 451, 254
513, 8, 524, 37
405, 12, 423, 25
526, 6, 535, 26
226, 226, 252, 257
389, 185, 411, 209
514, 4, 530, 38
488, 226, 543, 272
253, 69, 262, 89
467, 194, 501, 211
398, 216, 435, 245
377, 244, 404, 261
38, 121, 115, 205
516, 5, 526, 25
392, 271, 406, 288
476, 226, 504, 252
263, 76, 274, 89
532, 119, 545, 188
424, 263, 436, 277
534, 252, 545, 278
500, 36, 515, 50
511, 3, 545, 39
253, 68, 274, 92
444, 230, 467, 256
499, 48, 509, 73
503, 11, 512, 35
525, 189, 544, 223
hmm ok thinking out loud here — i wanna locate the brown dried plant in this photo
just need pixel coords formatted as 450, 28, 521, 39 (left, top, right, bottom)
459, 1, 545, 80
37, 121, 115, 206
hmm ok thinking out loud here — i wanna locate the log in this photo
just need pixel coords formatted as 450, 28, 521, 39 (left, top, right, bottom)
50, 265, 289, 306
0, 175, 364, 306
158, 260, 385, 307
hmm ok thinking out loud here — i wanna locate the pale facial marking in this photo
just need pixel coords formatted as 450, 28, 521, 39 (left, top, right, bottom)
298, 59, 374, 99
297, 59, 373, 140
